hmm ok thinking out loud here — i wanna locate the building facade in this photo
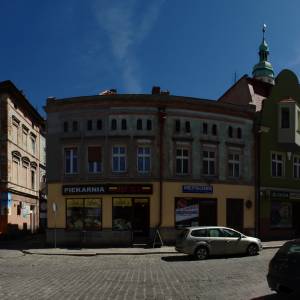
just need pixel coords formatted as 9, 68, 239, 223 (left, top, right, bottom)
45, 90, 256, 246
0, 81, 46, 235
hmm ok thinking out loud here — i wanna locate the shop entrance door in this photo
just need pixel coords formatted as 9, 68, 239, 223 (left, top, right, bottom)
293, 202, 300, 238
132, 198, 149, 243
226, 198, 244, 232
198, 199, 217, 226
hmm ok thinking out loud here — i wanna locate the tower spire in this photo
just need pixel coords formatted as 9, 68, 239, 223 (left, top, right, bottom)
252, 24, 275, 85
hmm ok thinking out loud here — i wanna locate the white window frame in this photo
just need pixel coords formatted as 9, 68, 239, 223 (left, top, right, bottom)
65, 148, 78, 174
137, 146, 151, 174
293, 155, 300, 179
176, 147, 189, 175
202, 149, 216, 176
112, 146, 127, 173
271, 152, 284, 177
228, 152, 241, 178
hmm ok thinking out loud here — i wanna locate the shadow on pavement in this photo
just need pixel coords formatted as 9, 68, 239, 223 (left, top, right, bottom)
0, 233, 46, 250
161, 255, 195, 262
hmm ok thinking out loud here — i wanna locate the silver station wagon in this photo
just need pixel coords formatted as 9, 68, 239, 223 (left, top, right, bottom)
175, 226, 262, 260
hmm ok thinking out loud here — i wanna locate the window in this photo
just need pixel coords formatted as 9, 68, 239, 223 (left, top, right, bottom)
294, 156, 300, 179
271, 153, 283, 177
185, 121, 191, 133
87, 120, 93, 131
63, 122, 68, 132
202, 150, 216, 176
111, 119, 117, 130
30, 135, 36, 155
175, 120, 180, 132
228, 126, 233, 138
137, 146, 151, 173
137, 119, 142, 130
121, 119, 127, 130
208, 228, 222, 237
147, 120, 152, 130
228, 153, 240, 178
298, 111, 300, 132
65, 148, 78, 174
12, 122, 19, 144
97, 119, 102, 130
271, 201, 292, 228
281, 107, 290, 129
113, 198, 132, 230
88, 147, 101, 173
112, 146, 126, 172
66, 198, 102, 230
72, 121, 78, 132
22, 127, 28, 150
22, 160, 29, 187
31, 169, 35, 190
237, 128, 242, 139
12, 155, 20, 184
176, 147, 189, 175
212, 124, 217, 136
191, 229, 207, 237
221, 228, 241, 238
202, 123, 208, 135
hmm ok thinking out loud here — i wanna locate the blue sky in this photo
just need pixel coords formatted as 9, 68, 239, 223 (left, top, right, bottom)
1, 1, 300, 115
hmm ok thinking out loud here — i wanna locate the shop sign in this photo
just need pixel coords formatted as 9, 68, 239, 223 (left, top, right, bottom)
290, 192, 300, 200
182, 185, 213, 194
271, 191, 289, 199
62, 184, 153, 195
0, 192, 12, 216
22, 204, 30, 218
85, 199, 101, 208
114, 198, 132, 207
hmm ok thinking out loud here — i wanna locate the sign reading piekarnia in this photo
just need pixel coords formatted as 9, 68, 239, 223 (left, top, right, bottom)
62, 184, 153, 195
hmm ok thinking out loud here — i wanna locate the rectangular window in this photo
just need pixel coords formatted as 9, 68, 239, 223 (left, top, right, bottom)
228, 153, 240, 178
87, 120, 93, 131
175, 198, 199, 228
12, 122, 19, 144
22, 163, 28, 187
63, 122, 68, 132
185, 121, 191, 133
72, 121, 78, 132
294, 156, 300, 179
112, 198, 132, 230
281, 107, 290, 129
112, 146, 126, 172
137, 146, 151, 173
31, 169, 35, 190
175, 120, 180, 132
176, 147, 189, 175
12, 156, 20, 184
88, 147, 101, 173
65, 148, 78, 174
66, 198, 102, 230
202, 150, 215, 176
30, 136, 36, 155
203, 123, 208, 135
147, 120, 152, 130
22, 129, 28, 150
97, 119, 102, 130
271, 152, 283, 177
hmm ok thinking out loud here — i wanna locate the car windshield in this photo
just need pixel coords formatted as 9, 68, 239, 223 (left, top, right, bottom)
278, 242, 300, 255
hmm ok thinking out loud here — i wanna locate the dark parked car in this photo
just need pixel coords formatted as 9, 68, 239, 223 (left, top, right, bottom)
267, 239, 300, 295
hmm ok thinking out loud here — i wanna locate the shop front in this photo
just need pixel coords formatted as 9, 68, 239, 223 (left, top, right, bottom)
47, 183, 157, 246
260, 190, 300, 240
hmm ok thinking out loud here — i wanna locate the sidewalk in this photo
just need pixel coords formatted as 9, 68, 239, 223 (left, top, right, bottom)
21, 240, 287, 257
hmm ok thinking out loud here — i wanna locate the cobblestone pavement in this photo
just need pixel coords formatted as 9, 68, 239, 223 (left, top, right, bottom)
0, 249, 292, 300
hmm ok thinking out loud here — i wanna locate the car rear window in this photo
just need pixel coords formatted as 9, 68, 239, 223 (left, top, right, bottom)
191, 229, 207, 237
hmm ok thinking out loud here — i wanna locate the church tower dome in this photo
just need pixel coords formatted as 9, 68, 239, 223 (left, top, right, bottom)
252, 24, 275, 85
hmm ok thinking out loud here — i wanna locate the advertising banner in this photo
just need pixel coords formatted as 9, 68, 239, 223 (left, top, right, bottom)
271, 201, 292, 228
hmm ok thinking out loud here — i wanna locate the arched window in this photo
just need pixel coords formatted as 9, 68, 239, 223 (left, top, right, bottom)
111, 119, 117, 130
212, 124, 217, 136
237, 128, 242, 139
228, 126, 233, 138
121, 119, 127, 130
137, 119, 142, 130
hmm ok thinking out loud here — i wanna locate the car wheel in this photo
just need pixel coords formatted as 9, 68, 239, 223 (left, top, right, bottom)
247, 244, 259, 256
194, 246, 208, 260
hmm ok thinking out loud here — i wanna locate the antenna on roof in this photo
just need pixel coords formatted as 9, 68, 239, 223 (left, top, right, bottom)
234, 72, 237, 84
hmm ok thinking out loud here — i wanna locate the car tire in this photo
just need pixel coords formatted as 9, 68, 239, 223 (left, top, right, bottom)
194, 246, 209, 260
247, 244, 259, 256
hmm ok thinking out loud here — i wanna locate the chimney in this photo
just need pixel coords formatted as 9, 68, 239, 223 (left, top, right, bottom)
152, 86, 161, 95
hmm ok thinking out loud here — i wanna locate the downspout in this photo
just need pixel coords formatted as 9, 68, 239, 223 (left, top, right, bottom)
254, 122, 261, 238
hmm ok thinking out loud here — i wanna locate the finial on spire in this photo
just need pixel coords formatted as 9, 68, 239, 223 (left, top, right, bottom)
262, 24, 267, 40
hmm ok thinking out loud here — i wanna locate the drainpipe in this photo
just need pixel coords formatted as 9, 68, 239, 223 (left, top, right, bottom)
254, 124, 261, 238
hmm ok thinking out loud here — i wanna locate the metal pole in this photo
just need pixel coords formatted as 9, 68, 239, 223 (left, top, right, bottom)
54, 210, 57, 248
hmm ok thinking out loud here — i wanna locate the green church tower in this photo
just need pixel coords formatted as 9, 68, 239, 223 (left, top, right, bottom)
252, 24, 275, 85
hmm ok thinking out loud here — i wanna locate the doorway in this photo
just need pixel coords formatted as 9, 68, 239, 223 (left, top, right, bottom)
132, 198, 150, 243
198, 199, 217, 226
293, 202, 300, 238
226, 198, 244, 232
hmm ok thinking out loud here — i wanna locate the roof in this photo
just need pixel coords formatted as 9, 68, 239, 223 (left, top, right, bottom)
0, 80, 45, 126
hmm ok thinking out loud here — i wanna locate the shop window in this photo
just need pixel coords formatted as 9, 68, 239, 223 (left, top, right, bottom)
175, 198, 199, 228
147, 119, 152, 131
111, 119, 117, 130
202, 123, 208, 135
228, 153, 240, 178
87, 120, 93, 131
113, 198, 132, 230
66, 198, 102, 230
228, 126, 233, 138
185, 121, 191, 133
112, 146, 126, 172
212, 124, 217, 136
137, 146, 151, 173
72, 121, 78, 132
237, 128, 242, 139
202, 150, 216, 176
63, 121, 68, 132
271, 152, 284, 177
175, 120, 180, 132
88, 146, 101, 173
137, 119, 142, 130
65, 148, 78, 174
97, 119, 102, 130
121, 119, 127, 130
294, 156, 300, 179
176, 147, 189, 175
270, 201, 292, 228
281, 107, 290, 129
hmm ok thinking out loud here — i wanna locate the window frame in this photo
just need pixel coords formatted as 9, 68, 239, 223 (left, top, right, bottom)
112, 145, 127, 173
228, 152, 241, 178
64, 147, 79, 175
87, 146, 102, 174
137, 145, 151, 174
175, 146, 190, 175
293, 155, 300, 179
271, 152, 284, 177
202, 148, 216, 176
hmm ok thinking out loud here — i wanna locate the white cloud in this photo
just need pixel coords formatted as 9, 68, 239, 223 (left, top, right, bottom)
92, 0, 164, 92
